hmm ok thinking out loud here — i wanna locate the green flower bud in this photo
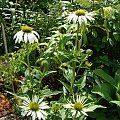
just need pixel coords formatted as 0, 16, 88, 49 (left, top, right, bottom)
103, 6, 114, 20
85, 61, 92, 67
86, 49, 93, 55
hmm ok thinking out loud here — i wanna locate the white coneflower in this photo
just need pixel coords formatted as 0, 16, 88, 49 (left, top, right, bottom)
20, 95, 50, 120
68, 9, 95, 25
14, 26, 39, 44
63, 95, 93, 118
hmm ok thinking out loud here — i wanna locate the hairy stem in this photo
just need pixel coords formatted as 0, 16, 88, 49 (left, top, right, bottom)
75, 22, 79, 50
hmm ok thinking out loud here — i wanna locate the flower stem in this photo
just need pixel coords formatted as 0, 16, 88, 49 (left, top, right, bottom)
25, 43, 31, 80
75, 22, 79, 50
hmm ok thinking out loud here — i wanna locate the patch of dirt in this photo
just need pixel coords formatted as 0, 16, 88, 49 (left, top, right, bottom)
0, 114, 17, 120
0, 94, 12, 118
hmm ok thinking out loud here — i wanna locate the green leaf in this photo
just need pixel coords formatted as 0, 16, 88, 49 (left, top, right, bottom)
116, 92, 120, 101
113, 32, 119, 41
92, 83, 115, 101
88, 105, 106, 111
63, 68, 74, 83
102, 36, 107, 42
110, 101, 120, 107
60, 81, 72, 93
92, 29, 98, 38
94, 69, 116, 86
43, 71, 56, 77
40, 89, 61, 98
114, 69, 120, 83
89, 111, 107, 120
82, 31, 87, 46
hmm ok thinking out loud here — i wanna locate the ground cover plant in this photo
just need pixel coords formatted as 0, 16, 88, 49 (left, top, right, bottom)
0, 0, 120, 120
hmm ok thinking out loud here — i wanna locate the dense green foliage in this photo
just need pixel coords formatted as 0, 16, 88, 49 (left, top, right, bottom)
0, 0, 120, 120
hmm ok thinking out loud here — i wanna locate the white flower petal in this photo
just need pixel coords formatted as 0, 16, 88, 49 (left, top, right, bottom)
73, 15, 78, 23
81, 110, 88, 116
38, 98, 44, 104
13, 33, 17, 39
87, 12, 96, 16
24, 33, 28, 43
28, 33, 34, 44
63, 103, 73, 109
78, 16, 82, 25
27, 111, 32, 116
68, 14, 74, 23
28, 33, 34, 43
15, 31, 23, 43
40, 103, 50, 109
82, 108, 93, 112
33, 95, 39, 102
86, 15, 94, 21
33, 31, 40, 38
81, 16, 87, 25
36, 111, 44, 120
19, 106, 29, 110
32, 112, 36, 120
40, 110, 48, 116
32, 34, 38, 43
28, 33, 38, 43
72, 110, 76, 116
76, 111, 81, 118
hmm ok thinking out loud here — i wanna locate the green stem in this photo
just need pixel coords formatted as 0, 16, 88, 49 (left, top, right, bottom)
26, 44, 30, 69
25, 43, 32, 81
71, 62, 76, 92
1, 23, 8, 56
77, 55, 87, 74
92, 0, 95, 10
75, 22, 79, 50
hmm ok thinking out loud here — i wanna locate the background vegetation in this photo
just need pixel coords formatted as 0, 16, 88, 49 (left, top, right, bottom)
0, 0, 120, 120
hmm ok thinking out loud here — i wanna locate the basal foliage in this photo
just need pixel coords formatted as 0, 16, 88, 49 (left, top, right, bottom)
0, 0, 120, 120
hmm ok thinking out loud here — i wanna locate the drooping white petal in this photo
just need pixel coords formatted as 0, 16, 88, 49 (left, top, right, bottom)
28, 33, 38, 43
86, 15, 94, 21
87, 12, 96, 17
15, 31, 23, 43
73, 14, 78, 23
32, 34, 38, 43
81, 16, 87, 25
68, 14, 74, 23
18, 32, 23, 43
33, 31, 40, 38
24, 33, 28, 43
14, 36, 19, 43
28, 33, 34, 43
78, 16, 82, 25
13, 33, 17, 39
